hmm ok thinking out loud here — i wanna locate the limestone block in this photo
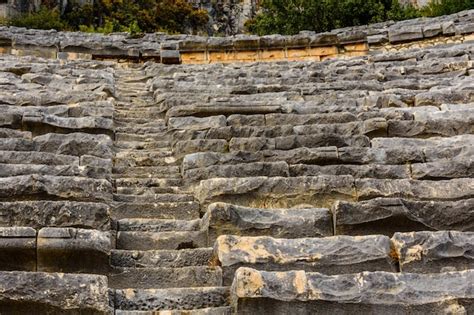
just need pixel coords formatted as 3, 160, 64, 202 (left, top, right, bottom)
355, 178, 474, 201
232, 268, 474, 314
173, 139, 228, 156
113, 287, 230, 311
411, 157, 473, 179
0, 227, 36, 271
0, 271, 109, 314
33, 132, 113, 158
423, 23, 442, 38
0, 175, 112, 202
196, 175, 356, 208
392, 231, 474, 273
334, 198, 474, 235
290, 164, 410, 179
0, 201, 110, 230
389, 26, 424, 43
214, 235, 394, 284
184, 161, 290, 181
202, 203, 332, 244
168, 116, 227, 131
227, 114, 265, 127
265, 112, 357, 126
37, 227, 111, 274
0, 151, 78, 166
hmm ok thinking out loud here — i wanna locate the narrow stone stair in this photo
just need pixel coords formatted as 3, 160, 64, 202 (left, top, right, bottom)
111, 65, 229, 313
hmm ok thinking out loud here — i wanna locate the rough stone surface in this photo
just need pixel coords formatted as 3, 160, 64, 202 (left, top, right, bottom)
392, 231, 474, 273
214, 235, 395, 284
232, 268, 474, 314
202, 202, 332, 244
0, 271, 110, 314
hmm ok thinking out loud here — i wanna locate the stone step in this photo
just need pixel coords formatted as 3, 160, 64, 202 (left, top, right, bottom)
111, 201, 199, 220
202, 203, 332, 245
113, 117, 166, 125
116, 186, 186, 195
115, 111, 163, 120
333, 198, 474, 236
113, 287, 230, 311
114, 178, 183, 189
115, 133, 170, 143
117, 218, 201, 232
115, 150, 176, 168
115, 126, 167, 135
111, 248, 213, 268
213, 234, 396, 285
112, 166, 181, 179
108, 266, 222, 289
117, 230, 207, 250
232, 268, 474, 314
113, 193, 194, 203
115, 141, 171, 150
115, 306, 232, 315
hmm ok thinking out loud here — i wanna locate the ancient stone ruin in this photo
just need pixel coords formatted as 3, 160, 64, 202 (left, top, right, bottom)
0, 9, 473, 315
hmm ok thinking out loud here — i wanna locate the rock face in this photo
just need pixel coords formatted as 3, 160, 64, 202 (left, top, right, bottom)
0, 12, 473, 314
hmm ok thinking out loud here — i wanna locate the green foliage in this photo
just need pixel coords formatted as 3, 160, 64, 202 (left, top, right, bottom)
5, 0, 208, 35
8, 6, 67, 30
422, 0, 474, 16
247, 0, 473, 35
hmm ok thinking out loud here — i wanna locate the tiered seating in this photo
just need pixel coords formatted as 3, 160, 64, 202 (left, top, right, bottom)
0, 55, 114, 312
127, 41, 472, 313
0, 21, 473, 314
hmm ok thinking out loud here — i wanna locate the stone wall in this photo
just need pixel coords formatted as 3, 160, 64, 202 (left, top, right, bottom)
0, 9, 473, 65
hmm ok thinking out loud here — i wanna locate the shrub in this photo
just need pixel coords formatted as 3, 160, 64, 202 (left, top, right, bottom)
246, 0, 473, 35
8, 6, 67, 30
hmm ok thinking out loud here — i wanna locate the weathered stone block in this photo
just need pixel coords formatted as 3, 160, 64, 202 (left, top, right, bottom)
334, 198, 474, 235
392, 231, 474, 273
0, 201, 110, 230
232, 268, 474, 314
215, 235, 394, 285
202, 203, 332, 245
168, 116, 227, 131
355, 178, 473, 200
196, 175, 356, 208
37, 227, 111, 274
0, 271, 109, 314
388, 25, 424, 43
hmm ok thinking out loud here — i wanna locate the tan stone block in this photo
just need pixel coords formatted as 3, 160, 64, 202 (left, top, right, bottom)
464, 33, 474, 42
287, 48, 309, 58
343, 42, 368, 52
308, 46, 338, 56
260, 49, 286, 60
287, 56, 321, 62
234, 50, 259, 61
345, 51, 367, 57
181, 51, 207, 63
209, 51, 227, 62
321, 54, 339, 61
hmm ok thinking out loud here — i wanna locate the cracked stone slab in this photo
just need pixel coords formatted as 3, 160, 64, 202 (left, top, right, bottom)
231, 268, 474, 314
202, 202, 332, 244
213, 235, 394, 285
392, 231, 474, 273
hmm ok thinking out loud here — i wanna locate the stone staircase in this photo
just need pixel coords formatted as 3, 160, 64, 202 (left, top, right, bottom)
110, 65, 230, 314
